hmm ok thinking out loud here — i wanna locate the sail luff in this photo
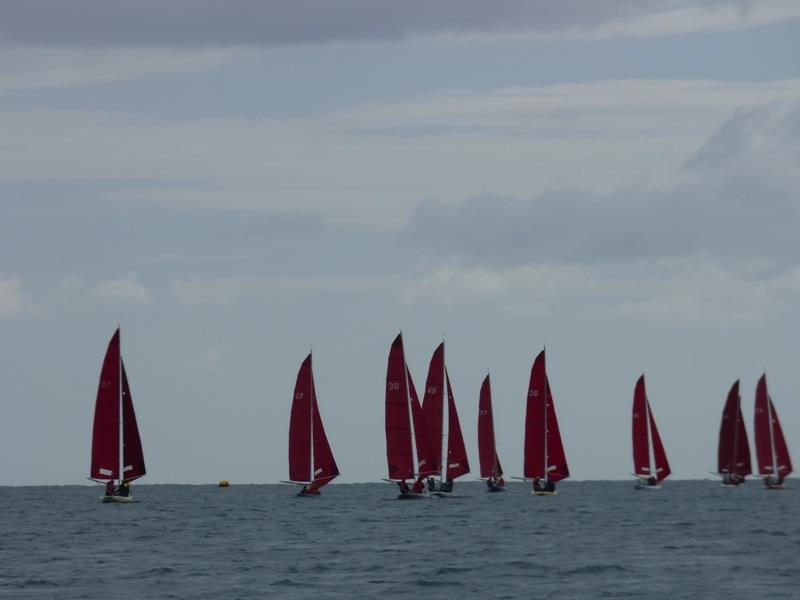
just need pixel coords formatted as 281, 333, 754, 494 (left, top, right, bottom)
289, 354, 314, 483
90, 329, 121, 481
385, 334, 414, 481
632, 375, 651, 477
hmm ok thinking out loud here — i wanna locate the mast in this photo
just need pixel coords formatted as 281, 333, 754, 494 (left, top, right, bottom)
542, 349, 548, 478
441, 340, 448, 481
118, 328, 124, 485
403, 348, 419, 478
309, 352, 315, 484
646, 398, 656, 478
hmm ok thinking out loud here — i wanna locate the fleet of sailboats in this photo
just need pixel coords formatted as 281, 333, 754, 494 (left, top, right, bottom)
631, 375, 670, 489
754, 374, 793, 489
89, 328, 146, 503
287, 353, 339, 496
83, 328, 795, 496
523, 349, 569, 495
717, 381, 751, 486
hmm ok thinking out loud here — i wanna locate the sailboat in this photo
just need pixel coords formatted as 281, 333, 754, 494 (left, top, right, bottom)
754, 374, 792, 489
717, 380, 751, 486
385, 333, 437, 498
287, 353, 339, 496
631, 374, 670, 489
421, 342, 470, 497
523, 349, 569, 495
478, 374, 505, 492
90, 328, 146, 503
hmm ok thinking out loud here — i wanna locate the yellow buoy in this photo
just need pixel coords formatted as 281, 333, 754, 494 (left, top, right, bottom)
218, 480, 230, 487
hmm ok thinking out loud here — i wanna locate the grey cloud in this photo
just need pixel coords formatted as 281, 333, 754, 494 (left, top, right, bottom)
0, 0, 758, 47
405, 104, 800, 270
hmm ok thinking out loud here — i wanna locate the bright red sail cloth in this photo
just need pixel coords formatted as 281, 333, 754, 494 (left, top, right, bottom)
311, 383, 340, 487
648, 401, 671, 482
422, 342, 445, 473
754, 375, 793, 477
289, 354, 314, 483
120, 360, 146, 482
717, 381, 752, 476
524, 350, 569, 481
408, 367, 438, 478
631, 375, 651, 477
90, 329, 121, 480
478, 374, 502, 478
445, 370, 470, 480
385, 334, 414, 481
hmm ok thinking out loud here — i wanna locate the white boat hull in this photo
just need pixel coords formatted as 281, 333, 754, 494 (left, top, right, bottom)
634, 483, 661, 490
101, 495, 134, 503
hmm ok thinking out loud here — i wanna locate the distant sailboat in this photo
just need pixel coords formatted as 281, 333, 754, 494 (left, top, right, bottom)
478, 374, 505, 492
288, 353, 339, 496
754, 374, 792, 489
523, 349, 569, 495
632, 374, 670, 489
717, 380, 751, 486
385, 333, 437, 498
421, 342, 470, 496
90, 328, 145, 503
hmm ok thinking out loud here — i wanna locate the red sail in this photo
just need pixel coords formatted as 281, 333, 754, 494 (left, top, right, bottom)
632, 375, 670, 481
422, 342, 445, 473
445, 370, 470, 480
385, 334, 413, 480
524, 350, 568, 481
120, 360, 146, 482
90, 329, 121, 481
754, 375, 793, 478
408, 367, 438, 478
631, 375, 651, 477
717, 381, 752, 476
289, 354, 313, 483
648, 400, 671, 481
311, 377, 339, 488
478, 374, 503, 478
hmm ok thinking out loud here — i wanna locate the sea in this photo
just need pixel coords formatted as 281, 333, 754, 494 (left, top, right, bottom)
1, 481, 797, 599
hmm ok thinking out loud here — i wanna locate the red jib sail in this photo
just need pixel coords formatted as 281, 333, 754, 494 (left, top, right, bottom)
524, 350, 569, 481
422, 342, 445, 473
632, 375, 670, 481
754, 374, 793, 478
445, 369, 470, 480
90, 329, 121, 481
478, 374, 503, 478
717, 380, 752, 477
289, 353, 340, 487
120, 360, 146, 482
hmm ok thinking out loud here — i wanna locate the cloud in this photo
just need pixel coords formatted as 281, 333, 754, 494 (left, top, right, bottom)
0, 274, 29, 316
405, 103, 800, 270
90, 273, 153, 305
173, 275, 385, 305
1, 1, 797, 47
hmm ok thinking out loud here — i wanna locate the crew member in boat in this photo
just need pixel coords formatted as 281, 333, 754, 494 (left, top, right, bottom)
105, 480, 115, 497
497, 476, 505, 488
427, 476, 436, 492
440, 477, 453, 493
486, 476, 496, 490
411, 477, 424, 494
398, 480, 410, 494
116, 480, 130, 497
764, 475, 783, 487
306, 481, 320, 494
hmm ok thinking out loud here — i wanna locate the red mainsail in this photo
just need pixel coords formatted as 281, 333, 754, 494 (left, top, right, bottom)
632, 375, 670, 481
288, 353, 339, 487
386, 334, 413, 480
754, 374, 793, 478
422, 342, 445, 473
90, 329, 121, 481
524, 350, 569, 481
445, 370, 470, 480
408, 367, 438, 478
478, 374, 503, 478
717, 380, 752, 477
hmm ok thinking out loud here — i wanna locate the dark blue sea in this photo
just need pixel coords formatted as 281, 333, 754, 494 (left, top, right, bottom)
1, 481, 798, 599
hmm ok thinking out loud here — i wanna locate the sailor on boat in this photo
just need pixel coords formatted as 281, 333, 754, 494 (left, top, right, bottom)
764, 475, 784, 488
105, 480, 115, 497
427, 476, 436, 492
397, 480, 410, 494
411, 477, 425, 494
115, 480, 130, 497
533, 477, 555, 493
722, 473, 745, 486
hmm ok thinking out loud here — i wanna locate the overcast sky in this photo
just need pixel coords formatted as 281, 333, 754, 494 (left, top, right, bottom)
1, 1, 799, 485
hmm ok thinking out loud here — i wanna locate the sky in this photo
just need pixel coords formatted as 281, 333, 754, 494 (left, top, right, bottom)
1, 0, 799, 485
